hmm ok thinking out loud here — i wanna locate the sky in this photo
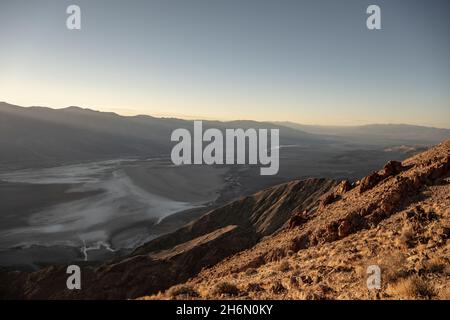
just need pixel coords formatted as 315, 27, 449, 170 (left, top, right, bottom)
0, 0, 449, 127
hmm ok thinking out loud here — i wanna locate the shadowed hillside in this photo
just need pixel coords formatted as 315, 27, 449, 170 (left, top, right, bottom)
0, 102, 321, 170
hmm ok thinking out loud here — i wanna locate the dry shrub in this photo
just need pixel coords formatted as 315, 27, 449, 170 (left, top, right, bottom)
167, 284, 199, 298
271, 280, 287, 294
369, 252, 408, 284
423, 257, 446, 274
387, 275, 435, 299
265, 247, 288, 262
212, 281, 240, 297
291, 266, 302, 276
437, 286, 450, 300
277, 260, 291, 272
247, 282, 264, 292
287, 287, 324, 300
286, 250, 295, 257
398, 224, 415, 248
445, 264, 450, 276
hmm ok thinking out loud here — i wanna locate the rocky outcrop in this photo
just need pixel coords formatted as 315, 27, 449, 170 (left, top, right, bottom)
336, 179, 353, 194
288, 210, 310, 229
319, 192, 341, 208
359, 160, 405, 193
311, 148, 449, 245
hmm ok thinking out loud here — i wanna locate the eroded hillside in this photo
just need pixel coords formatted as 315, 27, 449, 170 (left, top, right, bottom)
0, 177, 336, 299
143, 139, 450, 300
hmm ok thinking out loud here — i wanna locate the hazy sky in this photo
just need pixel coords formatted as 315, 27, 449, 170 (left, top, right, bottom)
0, 0, 449, 127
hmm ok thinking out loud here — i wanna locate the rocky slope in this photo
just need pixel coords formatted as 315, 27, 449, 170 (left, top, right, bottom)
1, 139, 448, 300
0, 177, 336, 299
143, 139, 450, 300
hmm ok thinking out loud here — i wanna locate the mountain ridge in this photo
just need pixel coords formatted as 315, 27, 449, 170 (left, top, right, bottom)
0, 102, 319, 170
275, 121, 450, 145
142, 138, 450, 300
2, 101, 448, 172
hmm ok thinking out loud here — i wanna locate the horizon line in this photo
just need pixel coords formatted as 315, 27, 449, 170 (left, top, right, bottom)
1, 101, 450, 130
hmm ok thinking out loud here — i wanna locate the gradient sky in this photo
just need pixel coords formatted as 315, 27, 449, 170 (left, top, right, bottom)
0, 0, 449, 127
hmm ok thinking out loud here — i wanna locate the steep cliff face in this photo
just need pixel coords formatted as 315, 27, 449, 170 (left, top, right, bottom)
142, 139, 450, 300
0, 177, 337, 299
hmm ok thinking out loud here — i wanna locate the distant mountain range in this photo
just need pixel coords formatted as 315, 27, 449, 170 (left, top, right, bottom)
0, 102, 317, 170
274, 121, 450, 145
1, 102, 449, 170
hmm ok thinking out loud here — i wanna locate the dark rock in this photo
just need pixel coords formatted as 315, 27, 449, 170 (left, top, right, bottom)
337, 180, 353, 194
320, 193, 340, 208
359, 172, 383, 193
288, 210, 309, 229
382, 160, 403, 177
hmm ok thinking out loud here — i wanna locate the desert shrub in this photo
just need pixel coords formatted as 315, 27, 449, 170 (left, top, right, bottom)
271, 280, 287, 294
286, 250, 295, 257
167, 284, 199, 298
380, 253, 410, 283
246, 282, 264, 292
387, 275, 435, 299
445, 264, 450, 276
265, 247, 287, 262
288, 289, 322, 300
277, 260, 291, 272
398, 224, 415, 248
212, 281, 240, 297
438, 286, 450, 300
423, 257, 446, 274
